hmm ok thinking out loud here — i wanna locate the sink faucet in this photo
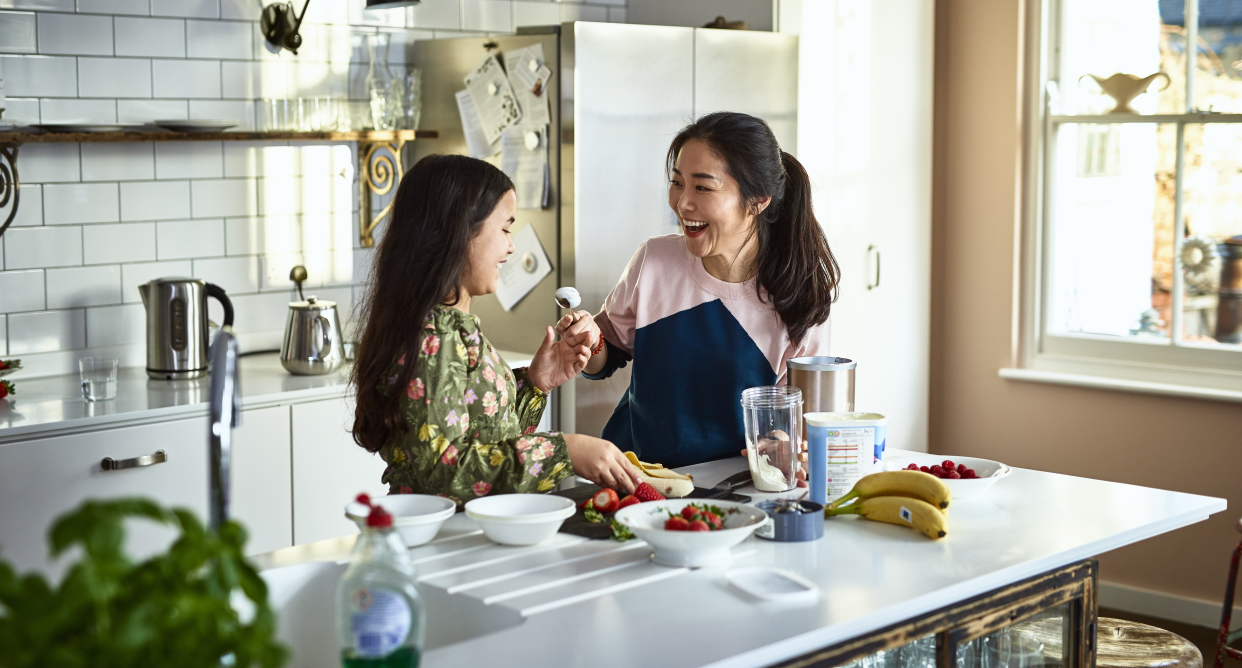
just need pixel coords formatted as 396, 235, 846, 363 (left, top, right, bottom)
207, 327, 240, 533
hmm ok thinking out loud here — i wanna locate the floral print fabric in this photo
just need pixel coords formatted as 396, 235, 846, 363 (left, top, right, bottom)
378, 305, 574, 505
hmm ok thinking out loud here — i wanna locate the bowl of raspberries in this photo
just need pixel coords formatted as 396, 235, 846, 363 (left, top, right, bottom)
614, 499, 768, 568
882, 454, 1011, 500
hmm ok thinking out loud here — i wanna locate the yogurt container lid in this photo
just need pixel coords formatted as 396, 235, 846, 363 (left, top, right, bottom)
788, 356, 856, 371
805, 411, 886, 426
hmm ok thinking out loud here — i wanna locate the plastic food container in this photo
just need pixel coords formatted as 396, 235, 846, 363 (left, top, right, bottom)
805, 412, 888, 505
754, 500, 825, 542
741, 386, 803, 493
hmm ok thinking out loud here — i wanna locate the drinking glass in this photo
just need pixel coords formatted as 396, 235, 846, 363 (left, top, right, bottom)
80, 357, 118, 402
397, 67, 422, 130
261, 98, 294, 131
740, 386, 802, 493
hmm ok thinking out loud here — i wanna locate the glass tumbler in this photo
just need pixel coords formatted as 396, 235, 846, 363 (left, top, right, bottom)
80, 357, 118, 402
741, 386, 803, 493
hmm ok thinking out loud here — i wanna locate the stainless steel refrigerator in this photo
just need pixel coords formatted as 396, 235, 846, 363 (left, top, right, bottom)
410, 22, 798, 436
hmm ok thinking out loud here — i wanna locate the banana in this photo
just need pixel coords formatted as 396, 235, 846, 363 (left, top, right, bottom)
825, 495, 948, 540
826, 470, 951, 511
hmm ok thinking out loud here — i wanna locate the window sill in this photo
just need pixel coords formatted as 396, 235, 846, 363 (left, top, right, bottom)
998, 368, 1242, 404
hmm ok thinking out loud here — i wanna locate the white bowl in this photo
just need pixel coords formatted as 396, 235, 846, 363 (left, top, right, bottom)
882, 454, 1011, 501
464, 494, 576, 546
614, 499, 768, 568
345, 494, 456, 547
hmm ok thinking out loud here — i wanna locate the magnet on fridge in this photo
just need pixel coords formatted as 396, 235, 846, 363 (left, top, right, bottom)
524, 131, 540, 150
487, 82, 499, 96
521, 252, 538, 273
528, 58, 540, 73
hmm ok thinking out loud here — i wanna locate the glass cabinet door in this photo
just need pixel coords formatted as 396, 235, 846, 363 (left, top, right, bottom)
955, 603, 1070, 668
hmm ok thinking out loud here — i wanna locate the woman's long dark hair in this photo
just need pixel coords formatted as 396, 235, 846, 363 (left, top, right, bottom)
668, 112, 840, 344
351, 154, 514, 453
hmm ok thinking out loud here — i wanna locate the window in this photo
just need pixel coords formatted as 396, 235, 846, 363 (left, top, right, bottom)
1020, 0, 1242, 396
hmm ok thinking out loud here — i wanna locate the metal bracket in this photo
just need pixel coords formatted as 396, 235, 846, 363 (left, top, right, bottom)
358, 136, 407, 248
0, 143, 20, 239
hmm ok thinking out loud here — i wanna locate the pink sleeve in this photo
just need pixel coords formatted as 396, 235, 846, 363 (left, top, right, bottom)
594, 242, 649, 357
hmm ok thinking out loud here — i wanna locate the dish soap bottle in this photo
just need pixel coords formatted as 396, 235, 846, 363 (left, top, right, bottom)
337, 494, 425, 667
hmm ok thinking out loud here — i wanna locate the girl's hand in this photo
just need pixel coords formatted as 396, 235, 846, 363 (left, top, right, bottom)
555, 310, 602, 352
527, 326, 590, 392
740, 439, 809, 488
565, 434, 641, 493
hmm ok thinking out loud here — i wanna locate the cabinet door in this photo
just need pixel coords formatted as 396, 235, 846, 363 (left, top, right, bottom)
232, 406, 292, 555
291, 396, 387, 545
0, 417, 208, 580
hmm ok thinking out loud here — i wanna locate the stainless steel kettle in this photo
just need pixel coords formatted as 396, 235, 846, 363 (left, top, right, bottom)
139, 277, 234, 380
281, 296, 343, 375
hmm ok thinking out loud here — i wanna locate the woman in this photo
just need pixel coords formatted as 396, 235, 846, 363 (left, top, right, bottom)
563, 112, 840, 469
351, 154, 640, 503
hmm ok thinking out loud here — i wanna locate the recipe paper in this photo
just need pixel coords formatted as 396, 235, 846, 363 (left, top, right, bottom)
464, 55, 522, 144
455, 89, 500, 159
504, 45, 552, 127
495, 223, 552, 311
500, 124, 548, 209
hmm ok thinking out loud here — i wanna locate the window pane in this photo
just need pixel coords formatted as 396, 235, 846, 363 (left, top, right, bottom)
836, 635, 934, 668
1061, 1, 1178, 114
1180, 123, 1242, 347
1162, 0, 1242, 111
958, 603, 1069, 668
1049, 123, 1175, 340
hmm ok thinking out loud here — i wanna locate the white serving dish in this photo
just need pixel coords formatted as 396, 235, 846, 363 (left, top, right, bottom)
613, 499, 768, 568
345, 494, 456, 547
882, 453, 1011, 500
464, 494, 576, 546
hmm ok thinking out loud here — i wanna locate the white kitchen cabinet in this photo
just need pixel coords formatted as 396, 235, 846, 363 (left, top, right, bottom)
232, 406, 293, 555
291, 396, 388, 545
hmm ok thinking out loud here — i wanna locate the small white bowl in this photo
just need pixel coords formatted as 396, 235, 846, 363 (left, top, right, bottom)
345, 494, 456, 547
614, 499, 768, 568
882, 454, 1011, 501
464, 494, 576, 546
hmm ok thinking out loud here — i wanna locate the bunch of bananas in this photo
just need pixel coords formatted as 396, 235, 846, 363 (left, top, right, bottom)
824, 471, 951, 540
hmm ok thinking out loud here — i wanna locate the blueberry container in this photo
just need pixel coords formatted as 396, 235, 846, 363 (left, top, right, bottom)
754, 500, 825, 542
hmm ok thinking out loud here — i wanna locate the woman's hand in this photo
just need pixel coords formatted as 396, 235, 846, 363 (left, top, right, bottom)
527, 326, 591, 392
555, 310, 601, 350
741, 439, 809, 488
565, 434, 641, 493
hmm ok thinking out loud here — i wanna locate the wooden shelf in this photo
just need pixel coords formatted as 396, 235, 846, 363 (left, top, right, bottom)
1050, 113, 1242, 124
0, 129, 439, 143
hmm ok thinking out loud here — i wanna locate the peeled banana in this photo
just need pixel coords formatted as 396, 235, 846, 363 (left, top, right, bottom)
827, 470, 952, 511
825, 495, 948, 540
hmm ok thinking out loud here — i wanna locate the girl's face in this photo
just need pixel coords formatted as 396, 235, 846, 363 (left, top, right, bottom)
668, 139, 769, 265
461, 189, 517, 299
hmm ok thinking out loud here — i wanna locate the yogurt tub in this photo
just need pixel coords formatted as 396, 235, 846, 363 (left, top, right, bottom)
805, 412, 888, 505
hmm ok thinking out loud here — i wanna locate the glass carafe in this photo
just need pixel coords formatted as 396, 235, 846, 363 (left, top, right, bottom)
364, 34, 399, 131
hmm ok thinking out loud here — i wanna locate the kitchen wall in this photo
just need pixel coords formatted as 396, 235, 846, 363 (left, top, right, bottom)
933, 0, 1242, 626
0, 0, 626, 378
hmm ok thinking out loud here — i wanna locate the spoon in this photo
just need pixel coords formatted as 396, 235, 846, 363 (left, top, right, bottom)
554, 286, 581, 310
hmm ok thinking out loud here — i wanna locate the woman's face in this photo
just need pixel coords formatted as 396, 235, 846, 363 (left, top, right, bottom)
461, 189, 517, 298
668, 139, 768, 263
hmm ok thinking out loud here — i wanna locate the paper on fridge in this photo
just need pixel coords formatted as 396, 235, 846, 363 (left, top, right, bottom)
501, 125, 547, 210
455, 89, 499, 159
509, 44, 553, 94
495, 223, 552, 311
464, 55, 522, 144
503, 46, 551, 127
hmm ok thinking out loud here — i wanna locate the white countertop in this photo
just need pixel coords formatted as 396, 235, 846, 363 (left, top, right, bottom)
256, 453, 1226, 668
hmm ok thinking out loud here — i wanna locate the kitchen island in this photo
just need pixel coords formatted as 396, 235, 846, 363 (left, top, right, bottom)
256, 453, 1226, 668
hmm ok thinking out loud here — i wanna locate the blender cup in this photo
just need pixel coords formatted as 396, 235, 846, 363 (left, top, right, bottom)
741, 386, 803, 493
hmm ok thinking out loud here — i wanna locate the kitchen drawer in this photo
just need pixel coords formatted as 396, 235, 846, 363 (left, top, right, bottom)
232, 406, 293, 556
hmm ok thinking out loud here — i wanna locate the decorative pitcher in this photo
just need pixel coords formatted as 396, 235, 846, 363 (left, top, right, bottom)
1079, 72, 1170, 114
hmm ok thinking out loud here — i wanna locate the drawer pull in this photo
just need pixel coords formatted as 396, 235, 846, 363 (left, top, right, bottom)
101, 450, 167, 471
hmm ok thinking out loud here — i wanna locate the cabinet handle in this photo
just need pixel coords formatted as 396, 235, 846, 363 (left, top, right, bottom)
866, 245, 881, 290
101, 450, 167, 472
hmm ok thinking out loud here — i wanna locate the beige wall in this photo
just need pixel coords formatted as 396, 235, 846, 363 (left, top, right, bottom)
932, 0, 1242, 608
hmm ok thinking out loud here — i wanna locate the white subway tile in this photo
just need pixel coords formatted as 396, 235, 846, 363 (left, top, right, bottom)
43, 183, 119, 224
593, 0, 624, 5
3, 96, 39, 123
410, 0, 460, 30
462, 0, 511, 32
37, 13, 112, 56
78, 57, 152, 98
7, 309, 86, 354
561, 4, 607, 21
221, 140, 267, 177
223, 290, 288, 334
220, 60, 259, 98
152, 58, 220, 98
3, 226, 82, 269
349, 0, 407, 28
81, 143, 155, 181
115, 17, 185, 57
120, 259, 191, 302
0, 11, 36, 54
0, 269, 46, 312
514, 1, 559, 28
0, 0, 73, 10
0, 55, 76, 96
155, 141, 223, 179
78, 0, 149, 15
186, 19, 251, 59
19, 143, 79, 183
40, 98, 117, 124
218, 0, 251, 21
302, 249, 354, 287
609, 7, 626, 22
352, 247, 374, 284
150, 0, 217, 19
119, 179, 191, 221
118, 98, 188, 122
86, 302, 145, 347
83, 222, 156, 264
298, 0, 348, 25
225, 214, 299, 255
0, 314, 5, 355
10, 184, 42, 227
255, 175, 300, 216
192, 255, 258, 295
46, 264, 121, 308
259, 252, 303, 291
191, 178, 256, 218
156, 218, 224, 259
189, 100, 253, 130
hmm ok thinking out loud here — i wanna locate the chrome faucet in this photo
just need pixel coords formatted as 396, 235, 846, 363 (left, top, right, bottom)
207, 327, 240, 533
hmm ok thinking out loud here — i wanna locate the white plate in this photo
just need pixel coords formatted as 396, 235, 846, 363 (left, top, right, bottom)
614, 499, 767, 568
725, 567, 819, 603
154, 119, 238, 132
33, 124, 145, 133
882, 454, 1011, 500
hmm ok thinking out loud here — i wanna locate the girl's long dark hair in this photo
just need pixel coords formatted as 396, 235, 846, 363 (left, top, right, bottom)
668, 112, 840, 344
351, 154, 514, 453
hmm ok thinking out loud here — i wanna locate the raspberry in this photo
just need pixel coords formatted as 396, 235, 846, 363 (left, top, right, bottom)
664, 516, 690, 531
920, 466, 931, 473
963, 468, 978, 479
633, 482, 665, 502
906, 463, 919, 471
681, 506, 698, 520
957, 463, 969, 474
688, 520, 710, 532
942, 460, 956, 470
930, 465, 945, 475
945, 470, 961, 479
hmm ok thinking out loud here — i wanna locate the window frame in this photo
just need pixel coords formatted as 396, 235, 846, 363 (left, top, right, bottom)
1017, 0, 1242, 398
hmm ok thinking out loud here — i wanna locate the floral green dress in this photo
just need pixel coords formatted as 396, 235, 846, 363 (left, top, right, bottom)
378, 305, 574, 505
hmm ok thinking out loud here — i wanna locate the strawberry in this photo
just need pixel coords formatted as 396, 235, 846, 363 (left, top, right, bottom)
680, 506, 698, 520
578, 498, 593, 509
688, 520, 710, 532
664, 516, 690, 531
0, 381, 10, 400
617, 495, 640, 510
633, 482, 665, 502
592, 488, 620, 514
701, 510, 722, 530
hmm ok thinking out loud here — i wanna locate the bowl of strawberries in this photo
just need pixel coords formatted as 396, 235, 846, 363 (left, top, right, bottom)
882, 454, 1011, 500
614, 499, 768, 568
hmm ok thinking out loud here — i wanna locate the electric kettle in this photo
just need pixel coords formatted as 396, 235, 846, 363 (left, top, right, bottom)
281, 296, 343, 375
139, 277, 234, 380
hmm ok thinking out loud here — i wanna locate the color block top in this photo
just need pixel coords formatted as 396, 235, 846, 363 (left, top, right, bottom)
587, 234, 832, 468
